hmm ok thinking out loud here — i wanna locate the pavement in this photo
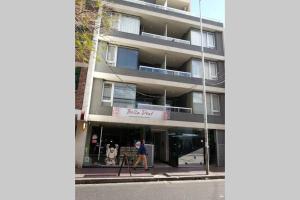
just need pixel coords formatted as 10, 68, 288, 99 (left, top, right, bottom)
76, 179, 225, 200
75, 165, 225, 184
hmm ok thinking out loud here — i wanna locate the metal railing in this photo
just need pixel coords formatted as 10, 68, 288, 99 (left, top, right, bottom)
121, 0, 223, 24
137, 103, 192, 114
141, 32, 191, 45
122, 0, 191, 16
139, 65, 192, 78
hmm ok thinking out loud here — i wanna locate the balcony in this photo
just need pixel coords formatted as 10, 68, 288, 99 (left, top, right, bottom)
137, 103, 192, 113
122, 0, 191, 16
141, 32, 190, 45
139, 65, 191, 78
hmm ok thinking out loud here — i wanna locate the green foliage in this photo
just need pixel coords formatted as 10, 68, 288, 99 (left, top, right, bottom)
75, 0, 112, 63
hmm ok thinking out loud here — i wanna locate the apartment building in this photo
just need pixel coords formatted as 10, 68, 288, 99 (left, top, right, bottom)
75, 0, 225, 169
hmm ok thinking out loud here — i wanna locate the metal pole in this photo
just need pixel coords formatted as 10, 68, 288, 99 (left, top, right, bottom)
199, 0, 209, 175
98, 126, 103, 161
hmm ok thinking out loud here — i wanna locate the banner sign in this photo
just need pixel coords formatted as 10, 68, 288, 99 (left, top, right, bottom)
112, 107, 169, 120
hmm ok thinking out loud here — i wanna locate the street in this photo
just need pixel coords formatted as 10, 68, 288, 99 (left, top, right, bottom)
76, 179, 225, 200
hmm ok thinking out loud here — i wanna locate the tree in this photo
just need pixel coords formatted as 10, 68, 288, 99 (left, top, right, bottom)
75, 0, 112, 63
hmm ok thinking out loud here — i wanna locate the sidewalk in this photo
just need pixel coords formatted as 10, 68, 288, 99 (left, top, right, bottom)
75, 165, 225, 184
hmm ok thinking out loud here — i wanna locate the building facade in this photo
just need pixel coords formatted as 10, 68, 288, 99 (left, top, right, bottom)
75, 0, 225, 169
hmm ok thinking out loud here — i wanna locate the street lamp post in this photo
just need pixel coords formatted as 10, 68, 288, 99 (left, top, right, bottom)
198, 0, 209, 175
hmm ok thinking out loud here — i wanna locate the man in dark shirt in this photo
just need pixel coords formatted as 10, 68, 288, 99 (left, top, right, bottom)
133, 139, 149, 171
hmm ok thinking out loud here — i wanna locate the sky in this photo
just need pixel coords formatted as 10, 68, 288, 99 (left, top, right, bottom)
190, 0, 225, 23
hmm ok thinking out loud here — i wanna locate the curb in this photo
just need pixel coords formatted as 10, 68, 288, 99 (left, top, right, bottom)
75, 175, 225, 184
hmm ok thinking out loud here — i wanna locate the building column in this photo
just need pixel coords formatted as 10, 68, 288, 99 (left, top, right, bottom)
75, 121, 88, 168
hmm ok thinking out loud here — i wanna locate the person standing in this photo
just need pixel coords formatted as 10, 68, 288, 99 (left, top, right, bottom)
133, 139, 149, 171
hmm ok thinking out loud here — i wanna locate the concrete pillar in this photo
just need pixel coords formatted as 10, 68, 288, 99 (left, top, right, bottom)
75, 121, 88, 168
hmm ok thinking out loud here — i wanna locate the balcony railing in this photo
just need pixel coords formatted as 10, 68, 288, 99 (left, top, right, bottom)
137, 103, 192, 114
141, 32, 191, 45
139, 65, 192, 78
122, 0, 191, 16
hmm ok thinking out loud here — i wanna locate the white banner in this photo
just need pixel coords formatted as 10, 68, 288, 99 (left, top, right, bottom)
112, 107, 168, 120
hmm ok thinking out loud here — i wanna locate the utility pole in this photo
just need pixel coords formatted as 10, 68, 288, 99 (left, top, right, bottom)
199, 0, 209, 175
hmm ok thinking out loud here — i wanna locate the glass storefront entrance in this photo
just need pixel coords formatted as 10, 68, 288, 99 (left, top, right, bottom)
169, 129, 205, 167
83, 123, 205, 168
83, 125, 149, 167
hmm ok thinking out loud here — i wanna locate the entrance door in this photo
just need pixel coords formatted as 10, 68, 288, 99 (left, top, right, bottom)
153, 132, 161, 161
168, 136, 179, 167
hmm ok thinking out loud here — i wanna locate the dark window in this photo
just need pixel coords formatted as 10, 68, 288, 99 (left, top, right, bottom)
116, 47, 138, 70
113, 83, 136, 108
75, 67, 81, 90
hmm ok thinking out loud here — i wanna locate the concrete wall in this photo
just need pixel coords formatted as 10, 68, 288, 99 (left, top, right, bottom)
89, 78, 104, 115
75, 121, 88, 168
110, 31, 224, 56
96, 39, 224, 88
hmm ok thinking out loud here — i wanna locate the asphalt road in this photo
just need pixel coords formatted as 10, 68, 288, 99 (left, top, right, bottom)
76, 179, 225, 200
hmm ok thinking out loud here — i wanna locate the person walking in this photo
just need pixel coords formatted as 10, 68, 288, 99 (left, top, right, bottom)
133, 139, 149, 171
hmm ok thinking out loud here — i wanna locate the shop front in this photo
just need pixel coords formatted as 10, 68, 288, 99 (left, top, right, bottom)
82, 122, 206, 168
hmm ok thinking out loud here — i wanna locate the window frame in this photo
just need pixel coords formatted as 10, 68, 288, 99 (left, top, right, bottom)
211, 94, 220, 113
193, 92, 203, 104
101, 81, 114, 106
208, 61, 218, 80
105, 44, 118, 66
207, 32, 216, 48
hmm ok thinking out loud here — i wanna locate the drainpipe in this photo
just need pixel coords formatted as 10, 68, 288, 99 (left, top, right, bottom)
199, 0, 209, 175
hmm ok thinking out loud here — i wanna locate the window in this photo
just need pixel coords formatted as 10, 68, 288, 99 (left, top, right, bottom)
211, 94, 220, 113
202, 32, 207, 47
193, 92, 203, 103
191, 30, 201, 46
119, 14, 140, 34
190, 30, 216, 49
111, 13, 120, 30
191, 59, 201, 78
204, 61, 218, 80
102, 82, 113, 104
192, 92, 204, 114
106, 44, 117, 66
192, 92, 221, 115
207, 32, 215, 48
208, 62, 218, 80
116, 47, 139, 70
101, 82, 136, 108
